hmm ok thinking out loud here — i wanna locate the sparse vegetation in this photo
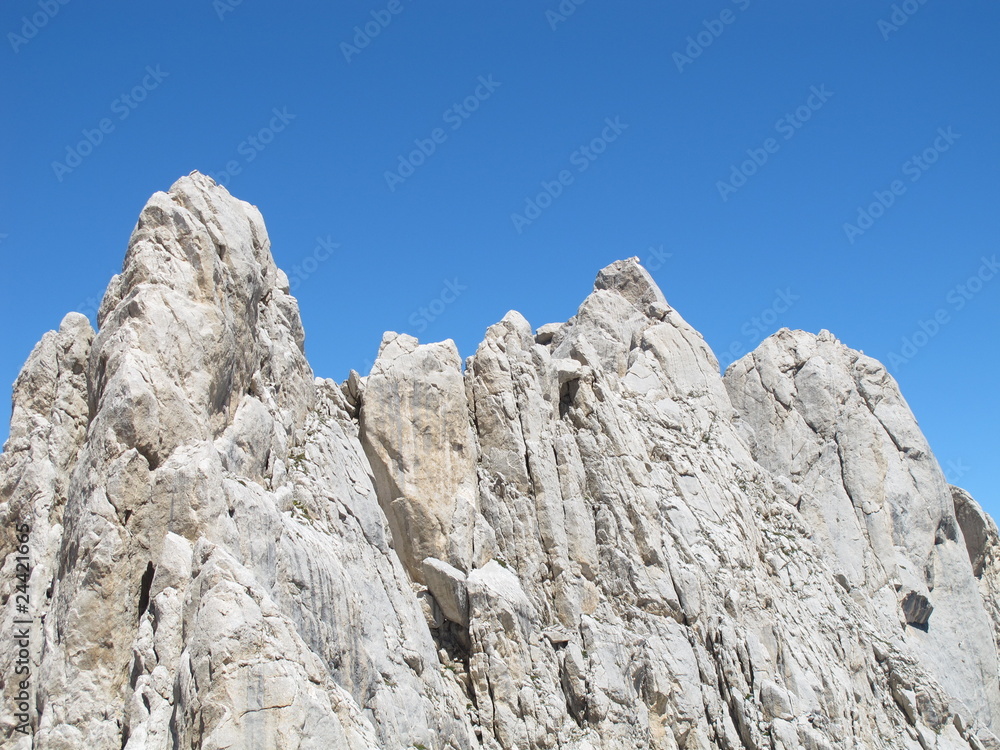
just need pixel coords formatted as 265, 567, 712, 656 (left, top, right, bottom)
291, 498, 313, 522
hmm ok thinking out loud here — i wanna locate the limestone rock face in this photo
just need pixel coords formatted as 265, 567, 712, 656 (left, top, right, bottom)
1, 174, 997, 750
724, 328, 1000, 738
360, 333, 480, 582
0, 174, 473, 750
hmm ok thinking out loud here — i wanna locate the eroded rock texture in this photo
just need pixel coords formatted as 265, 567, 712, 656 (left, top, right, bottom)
1, 173, 997, 750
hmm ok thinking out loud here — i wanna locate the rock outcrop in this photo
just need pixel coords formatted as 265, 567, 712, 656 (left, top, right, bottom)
1, 173, 997, 750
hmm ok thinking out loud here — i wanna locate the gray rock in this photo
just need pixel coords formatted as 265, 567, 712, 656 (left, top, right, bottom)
902, 589, 934, 627
3, 175, 998, 750
725, 327, 1000, 737
533, 322, 562, 345
955, 485, 998, 578
359, 333, 479, 583
1, 173, 474, 750
422, 557, 470, 627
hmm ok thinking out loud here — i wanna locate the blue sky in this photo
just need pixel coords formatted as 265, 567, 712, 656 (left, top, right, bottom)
1, 2, 997, 516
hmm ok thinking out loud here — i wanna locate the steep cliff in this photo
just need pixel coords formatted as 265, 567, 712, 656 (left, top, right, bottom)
1, 173, 996, 749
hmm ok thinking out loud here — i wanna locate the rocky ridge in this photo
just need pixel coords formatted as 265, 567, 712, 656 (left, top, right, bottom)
0, 172, 997, 749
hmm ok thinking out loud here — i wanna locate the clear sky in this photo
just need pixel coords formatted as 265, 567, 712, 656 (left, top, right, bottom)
1, 2, 997, 517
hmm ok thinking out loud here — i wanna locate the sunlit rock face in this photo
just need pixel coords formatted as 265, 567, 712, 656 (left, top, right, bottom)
1, 173, 997, 750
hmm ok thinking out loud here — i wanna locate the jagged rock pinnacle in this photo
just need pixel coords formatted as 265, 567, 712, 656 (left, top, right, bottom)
1, 177, 997, 750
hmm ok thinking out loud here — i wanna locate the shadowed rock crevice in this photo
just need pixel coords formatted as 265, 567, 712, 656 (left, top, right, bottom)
136, 561, 155, 620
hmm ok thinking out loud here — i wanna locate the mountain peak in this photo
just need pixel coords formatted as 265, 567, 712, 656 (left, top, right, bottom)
593, 256, 668, 314
3, 177, 997, 750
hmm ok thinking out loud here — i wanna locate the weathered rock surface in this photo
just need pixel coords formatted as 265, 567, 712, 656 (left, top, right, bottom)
725, 328, 1000, 740
1, 173, 997, 749
360, 333, 480, 582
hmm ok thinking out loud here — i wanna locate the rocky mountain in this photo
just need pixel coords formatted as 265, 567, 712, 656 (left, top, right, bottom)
1, 172, 997, 749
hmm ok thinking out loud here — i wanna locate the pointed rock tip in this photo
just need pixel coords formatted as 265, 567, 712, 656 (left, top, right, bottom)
501, 309, 529, 328
101, 173, 282, 340
724, 328, 819, 376
168, 170, 222, 197
161, 171, 256, 219
137, 172, 264, 244
479, 311, 532, 346
751, 328, 840, 351
593, 257, 667, 312
376, 331, 416, 359
375, 331, 461, 368
498, 310, 532, 335
59, 311, 93, 335
732, 328, 894, 377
